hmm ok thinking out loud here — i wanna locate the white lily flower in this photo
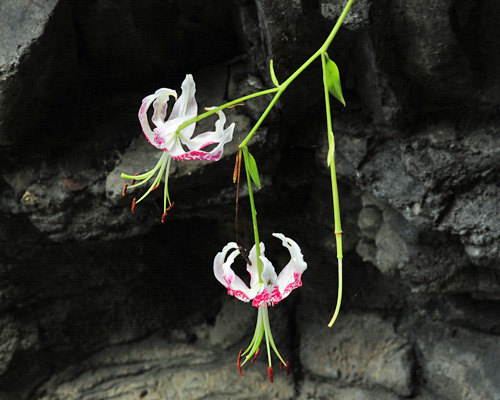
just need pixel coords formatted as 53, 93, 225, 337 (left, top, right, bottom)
214, 233, 307, 307
139, 74, 234, 161
121, 74, 235, 219
213, 233, 307, 382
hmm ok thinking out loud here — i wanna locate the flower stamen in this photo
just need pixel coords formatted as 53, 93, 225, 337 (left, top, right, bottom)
267, 366, 274, 383
251, 348, 260, 363
237, 350, 244, 377
122, 184, 128, 197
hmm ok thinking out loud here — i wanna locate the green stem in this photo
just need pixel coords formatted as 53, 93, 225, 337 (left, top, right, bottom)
320, 0, 356, 53
239, 0, 356, 148
321, 40, 344, 329
177, 87, 279, 133
328, 259, 343, 327
242, 147, 263, 281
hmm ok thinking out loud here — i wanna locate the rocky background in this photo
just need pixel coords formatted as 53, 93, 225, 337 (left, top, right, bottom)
1, 0, 500, 399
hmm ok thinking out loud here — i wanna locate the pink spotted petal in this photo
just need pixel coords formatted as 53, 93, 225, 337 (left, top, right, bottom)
172, 149, 223, 161
173, 122, 235, 161
154, 114, 194, 153
214, 242, 239, 287
252, 254, 278, 307
214, 242, 262, 303
272, 233, 308, 301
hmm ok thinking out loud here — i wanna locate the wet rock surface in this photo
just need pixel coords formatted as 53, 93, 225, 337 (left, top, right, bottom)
1, 0, 500, 399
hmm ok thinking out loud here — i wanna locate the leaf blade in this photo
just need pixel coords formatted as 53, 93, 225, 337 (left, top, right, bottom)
243, 148, 261, 189
324, 53, 346, 106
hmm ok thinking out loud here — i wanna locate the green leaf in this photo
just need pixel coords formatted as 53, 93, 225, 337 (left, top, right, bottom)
270, 59, 280, 87
243, 148, 261, 189
324, 53, 346, 106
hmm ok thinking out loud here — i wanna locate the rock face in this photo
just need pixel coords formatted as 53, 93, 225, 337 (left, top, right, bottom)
1, 0, 500, 399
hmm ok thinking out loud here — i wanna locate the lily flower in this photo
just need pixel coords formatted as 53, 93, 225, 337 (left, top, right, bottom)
121, 74, 235, 220
213, 233, 307, 381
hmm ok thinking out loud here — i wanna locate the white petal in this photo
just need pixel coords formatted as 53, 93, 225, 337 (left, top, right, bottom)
213, 242, 239, 287
247, 242, 264, 288
151, 88, 177, 127
138, 94, 158, 146
154, 114, 194, 152
169, 74, 197, 121
272, 233, 307, 300
214, 242, 262, 303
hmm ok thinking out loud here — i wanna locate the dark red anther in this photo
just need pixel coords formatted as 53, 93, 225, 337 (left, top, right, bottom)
279, 361, 283, 370
131, 173, 139, 185
131, 198, 136, 214
268, 366, 274, 383
122, 184, 128, 197
251, 348, 260, 363
166, 202, 175, 211
237, 350, 244, 377
161, 213, 168, 223
286, 361, 290, 376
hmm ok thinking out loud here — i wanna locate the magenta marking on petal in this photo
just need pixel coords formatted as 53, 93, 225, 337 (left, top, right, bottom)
223, 275, 233, 287
270, 286, 283, 305
252, 291, 271, 307
154, 135, 165, 147
172, 150, 222, 161
228, 289, 251, 302
198, 141, 217, 150
282, 272, 303, 299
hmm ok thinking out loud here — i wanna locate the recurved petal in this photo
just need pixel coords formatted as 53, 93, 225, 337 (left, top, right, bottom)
169, 74, 197, 124
138, 93, 158, 146
173, 122, 235, 161
183, 108, 226, 150
214, 242, 239, 287
247, 242, 265, 289
151, 88, 177, 127
272, 233, 307, 301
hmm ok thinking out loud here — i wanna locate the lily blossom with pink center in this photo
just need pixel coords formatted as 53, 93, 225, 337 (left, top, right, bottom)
214, 233, 307, 307
213, 233, 307, 381
121, 74, 235, 217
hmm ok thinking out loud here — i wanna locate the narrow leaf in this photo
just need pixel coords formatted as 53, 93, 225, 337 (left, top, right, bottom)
270, 59, 280, 87
244, 148, 261, 189
324, 53, 346, 106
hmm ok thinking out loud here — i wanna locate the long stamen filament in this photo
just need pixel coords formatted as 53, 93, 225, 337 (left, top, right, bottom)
135, 153, 168, 204
262, 306, 286, 365
121, 153, 165, 182
241, 308, 265, 367
164, 156, 172, 212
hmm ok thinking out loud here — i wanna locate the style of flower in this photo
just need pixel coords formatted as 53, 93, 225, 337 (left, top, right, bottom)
121, 74, 235, 220
213, 233, 307, 382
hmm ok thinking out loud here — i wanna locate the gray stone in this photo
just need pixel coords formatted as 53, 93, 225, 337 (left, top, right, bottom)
320, 0, 371, 31
0, 0, 61, 145
299, 378, 400, 400
391, 0, 473, 99
36, 336, 294, 400
357, 206, 382, 240
300, 313, 414, 397
416, 322, 500, 400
